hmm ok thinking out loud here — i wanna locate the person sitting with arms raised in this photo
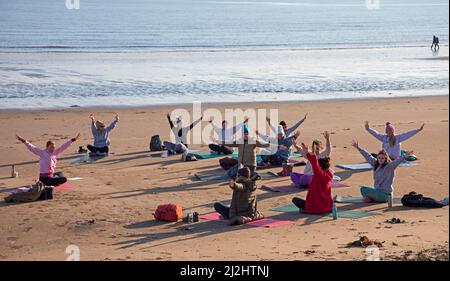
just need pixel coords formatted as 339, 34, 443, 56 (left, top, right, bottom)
164, 113, 203, 161
208, 117, 248, 155
351, 139, 414, 203
16, 132, 80, 187
291, 142, 333, 214
365, 121, 424, 160
88, 113, 119, 156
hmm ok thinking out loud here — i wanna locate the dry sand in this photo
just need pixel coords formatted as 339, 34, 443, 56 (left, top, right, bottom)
0, 96, 448, 261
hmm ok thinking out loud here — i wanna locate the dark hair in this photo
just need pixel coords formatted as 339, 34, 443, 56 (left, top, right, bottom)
238, 167, 251, 178
46, 140, 55, 148
222, 120, 227, 125
318, 157, 330, 170
374, 149, 391, 170
279, 121, 287, 127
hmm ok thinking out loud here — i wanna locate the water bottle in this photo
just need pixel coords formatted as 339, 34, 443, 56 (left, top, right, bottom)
188, 210, 194, 224
332, 203, 338, 220
11, 165, 18, 178
388, 193, 393, 208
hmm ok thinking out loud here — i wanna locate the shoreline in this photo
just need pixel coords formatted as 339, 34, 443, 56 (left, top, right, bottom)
1, 93, 448, 113
0, 43, 449, 54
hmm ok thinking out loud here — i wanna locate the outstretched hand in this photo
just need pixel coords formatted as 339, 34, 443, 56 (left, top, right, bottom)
364, 121, 370, 130
71, 133, 81, 142
265, 116, 271, 123
115, 113, 119, 122
351, 139, 359, 149
419, 123, 425, 131
15, 133, 26, 143
322, 131, 330, 140
304, 112, 308, 119
90, 114, 95, 122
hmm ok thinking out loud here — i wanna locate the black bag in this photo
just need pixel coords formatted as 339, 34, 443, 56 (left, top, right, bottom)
150, 135, 163, 151
401, 192, 445, 208
38, 186, 54, 200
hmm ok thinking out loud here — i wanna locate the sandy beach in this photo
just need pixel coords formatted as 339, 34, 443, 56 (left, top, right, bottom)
0, 95, 448, 261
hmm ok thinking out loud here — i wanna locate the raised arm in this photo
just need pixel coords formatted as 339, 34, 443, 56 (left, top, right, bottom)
285, 113, 308, 136
307, 152, 327, 178
90, 114, 97, 134
365, 121, 384, 141
166, 113, 174, 129
256, 140, 271, 148
106, 116, 119, 132
54, 133, 80, 155
17, 133, 45, 157
388, 150, 412, 170
396, 124, 424, 142
188, 116, 203, 131
322, 131, 332, 157
266, 117, 278, 134
352, 140, 377, 167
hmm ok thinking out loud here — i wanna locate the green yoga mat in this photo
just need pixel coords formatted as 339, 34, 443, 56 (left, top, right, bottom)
270, 205, 375, 219
334, 196, 402, 204
191, 150, 238, 159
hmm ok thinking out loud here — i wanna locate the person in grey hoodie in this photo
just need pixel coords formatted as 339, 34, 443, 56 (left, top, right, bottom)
88, 113, 119, 155
351, 139, 414, 203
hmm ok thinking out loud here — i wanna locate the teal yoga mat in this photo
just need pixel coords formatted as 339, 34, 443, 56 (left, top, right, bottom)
334, 196, 402, 204
270, 205, 376, 219
191, 150, 238, 159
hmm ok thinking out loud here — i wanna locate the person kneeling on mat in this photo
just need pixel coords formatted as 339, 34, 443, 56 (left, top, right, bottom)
16, 132, 80, 187
351, 139, 414, 203
214, 167, 264, 225
292, 142, 333, 214
88, 113, 119, 156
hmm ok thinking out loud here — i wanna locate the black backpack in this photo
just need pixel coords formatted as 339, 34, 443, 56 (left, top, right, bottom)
401, 192, 445, 208
150, 135, 163, 151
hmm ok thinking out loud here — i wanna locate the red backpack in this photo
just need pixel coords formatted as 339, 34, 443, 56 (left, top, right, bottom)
154, 204, 183, 222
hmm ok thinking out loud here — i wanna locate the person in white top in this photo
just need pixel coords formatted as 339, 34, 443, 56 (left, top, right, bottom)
208, 117, 248, 155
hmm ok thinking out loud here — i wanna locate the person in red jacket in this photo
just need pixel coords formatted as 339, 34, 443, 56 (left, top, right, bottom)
291, 142, 333, 214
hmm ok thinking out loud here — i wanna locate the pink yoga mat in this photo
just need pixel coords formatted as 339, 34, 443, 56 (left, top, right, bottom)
54, 182, 74, 193
199, 213, 222, 221
245, 218, 295, 228
261, 182, 349, 193
199, 212, 294, 228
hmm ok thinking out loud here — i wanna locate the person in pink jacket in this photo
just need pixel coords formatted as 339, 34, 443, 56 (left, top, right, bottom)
16, 132, 80, 186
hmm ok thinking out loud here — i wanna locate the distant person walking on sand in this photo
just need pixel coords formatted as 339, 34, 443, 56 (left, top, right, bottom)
365, 121, 424, 160
291, 142, 333, 214
351, 140, 414, 203
431, 35, 440, 51
16, 132, 80, 186
88, 113, 119, 156
164, 113, 203, 160
208, 117, 248, 155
